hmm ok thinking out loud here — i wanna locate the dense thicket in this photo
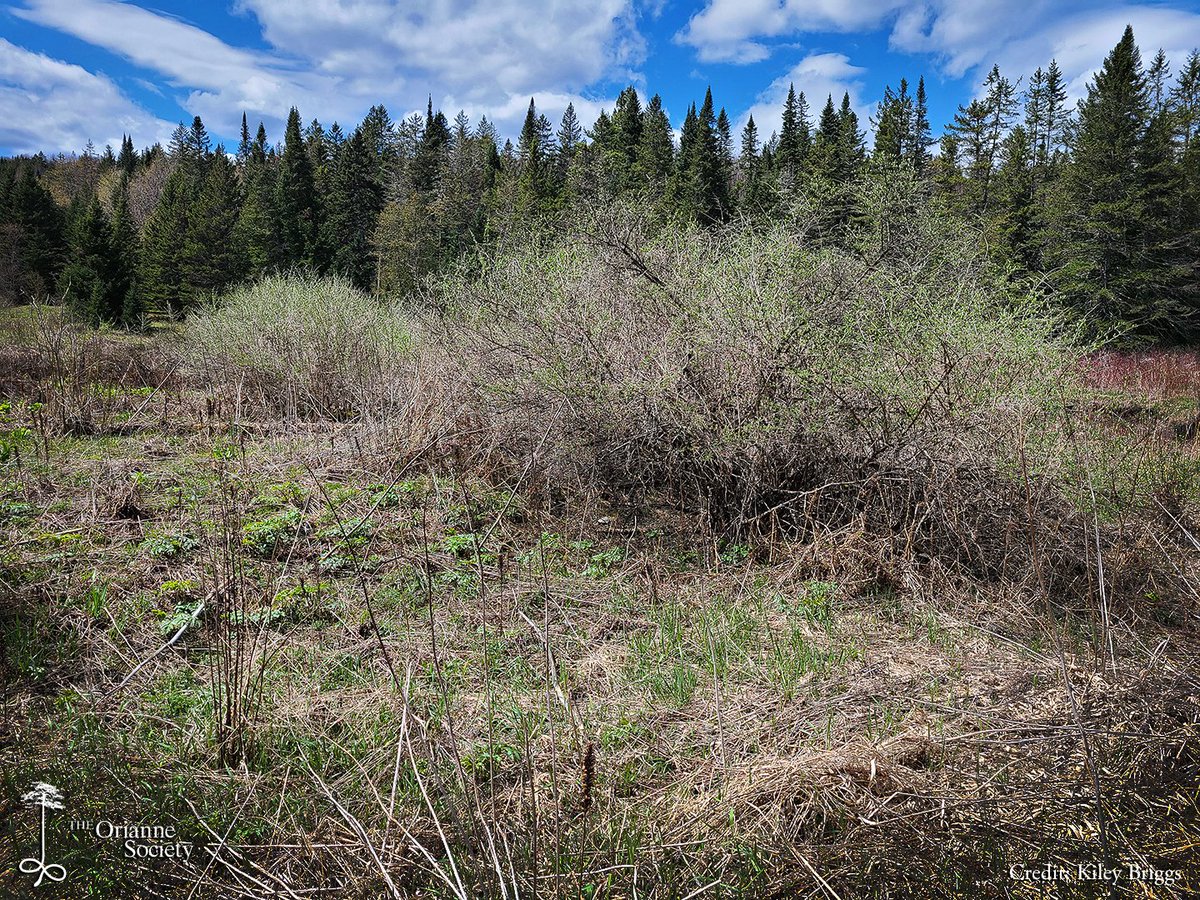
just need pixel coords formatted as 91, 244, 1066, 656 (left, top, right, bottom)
1, 25, 1197, 340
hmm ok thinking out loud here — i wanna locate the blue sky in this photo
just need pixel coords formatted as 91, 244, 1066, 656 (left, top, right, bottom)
3, 1, 1200, 156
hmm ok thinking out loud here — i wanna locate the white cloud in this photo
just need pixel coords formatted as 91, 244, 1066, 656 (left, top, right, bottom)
12, 0, 647, 147
981, 5, 1200, 104
681, 1, 1200, 103
738, 52, 868, 141
678, 0, 907, 64
888, 1, 1200, 92
0, 38, 172, 154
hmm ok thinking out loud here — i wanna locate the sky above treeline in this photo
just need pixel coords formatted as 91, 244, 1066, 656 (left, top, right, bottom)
3, 0, 1200, 157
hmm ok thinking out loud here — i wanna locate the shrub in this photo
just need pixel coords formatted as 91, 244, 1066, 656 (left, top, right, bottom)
433, 193, 1081, 579
183, 273, 415, 421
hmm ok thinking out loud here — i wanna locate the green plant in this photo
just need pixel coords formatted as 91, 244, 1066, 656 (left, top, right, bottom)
583, 546, 624, 578
242, 508, 303, 557
139, 531, 199, 560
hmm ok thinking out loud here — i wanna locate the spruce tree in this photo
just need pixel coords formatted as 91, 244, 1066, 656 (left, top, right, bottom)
1054, 25, 1181, 335
236, 122, 280, 276
635, 94, 675, 197
323, 129, 384, 290
183, 149, 244, 304
109, 176, 141, 327
275, 107, 319, 268
60, 196, 117, 324
778, 84, 804, 183
410, 99, 451, 194
8, 170, 65, 297
138, 165, 190, 317
912, 77, 933, 176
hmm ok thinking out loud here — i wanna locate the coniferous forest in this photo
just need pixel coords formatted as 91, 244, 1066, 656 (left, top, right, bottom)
1, 25, 1198, 340
3, 21, 1200, 900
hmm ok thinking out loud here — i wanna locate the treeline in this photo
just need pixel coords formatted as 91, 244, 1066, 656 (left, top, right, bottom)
0, 25, 1198, 340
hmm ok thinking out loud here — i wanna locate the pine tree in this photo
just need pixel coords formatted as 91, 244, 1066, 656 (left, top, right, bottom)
275, 107, 319, 267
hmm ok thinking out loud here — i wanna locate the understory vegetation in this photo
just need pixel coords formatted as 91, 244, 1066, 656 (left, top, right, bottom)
2, 188, 1198, 897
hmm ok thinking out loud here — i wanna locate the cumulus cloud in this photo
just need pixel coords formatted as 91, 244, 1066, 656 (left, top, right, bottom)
681, 0, 1200, 104
14, 0, 645, 145
0, 38, 172, 154
677, 0, 907, 64
738, 52, 868, 141
889, 1, 1200, 91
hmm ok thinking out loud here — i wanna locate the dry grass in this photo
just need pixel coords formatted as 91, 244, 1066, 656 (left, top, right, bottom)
1, 211, 1198, 898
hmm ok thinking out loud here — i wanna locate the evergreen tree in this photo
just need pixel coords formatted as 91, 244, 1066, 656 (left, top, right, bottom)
1053, 25, 1182, 335
60, 196, 118, 324
7, 169, 65, 296
609, 87, 643, 178
837, 93, 865, 180
323, 129, 384, 290
812, 95, 841, 179
109, 175, 141, 327
275, 107, 319, 267
635, 94, 675, 197
737, 115, 768, 210
236, 122, 279, 276
557, 103, 582, 159
912, 77, 933, 176
872, 80, 913, 162
138, 165, 190, 317
117, 135, 137, 176
410, 98, 451, 194
182, 149, 244, 303
777, 84, 806, 184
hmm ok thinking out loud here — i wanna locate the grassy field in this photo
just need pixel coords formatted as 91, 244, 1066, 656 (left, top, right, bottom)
2, 220, 1199, 898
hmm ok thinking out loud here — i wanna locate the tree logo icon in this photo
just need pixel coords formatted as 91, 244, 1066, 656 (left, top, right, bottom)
19, 782, 67, 887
